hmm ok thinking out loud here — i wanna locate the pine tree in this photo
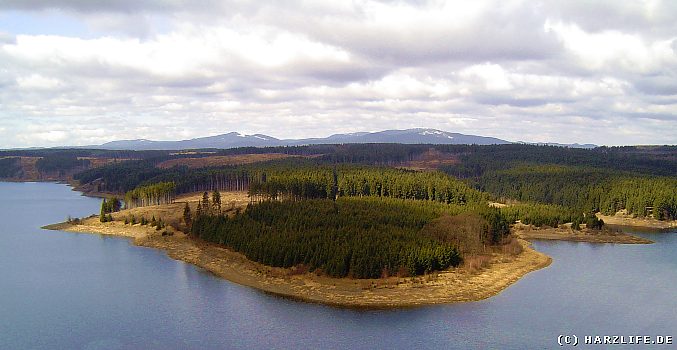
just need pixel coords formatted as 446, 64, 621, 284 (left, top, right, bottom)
202, 192, 210, 215
183, 202, 192, 229
212, 190, 221, 215
100, 199, 107, 222
110, 197, 122, 212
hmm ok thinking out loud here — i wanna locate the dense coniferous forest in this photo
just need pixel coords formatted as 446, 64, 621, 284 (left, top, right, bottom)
0, 148, 169, 160
247, 165, 486, 205
439, 144, 676, 178
0, 157, 21, 178
191, 197, 498, 278
74, 160, 165, 193
35, 153, 90, 174
478, 165, 677, 220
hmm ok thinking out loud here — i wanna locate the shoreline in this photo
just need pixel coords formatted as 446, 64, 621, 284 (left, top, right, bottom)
597, 213, 677, 230
44, 216, 552, 308
35, 187, 668, 308
0, 179, 117, 199
513, 223, 654, 244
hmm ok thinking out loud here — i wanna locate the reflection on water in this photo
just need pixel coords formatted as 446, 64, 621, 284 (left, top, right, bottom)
1, 182, 675, 349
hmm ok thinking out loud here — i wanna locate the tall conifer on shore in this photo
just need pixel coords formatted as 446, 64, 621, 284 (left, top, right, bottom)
183, 202, 192, 229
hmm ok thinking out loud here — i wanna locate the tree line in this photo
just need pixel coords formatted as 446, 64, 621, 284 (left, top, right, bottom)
124, 182, 176, 208
479, 165, 676, 220
107, 160, 487, 210
99, 197, 122, 222
247, 165, 487, 205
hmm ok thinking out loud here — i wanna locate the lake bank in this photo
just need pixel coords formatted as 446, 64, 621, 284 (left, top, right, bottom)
45, 212, 552, 308
597, 212, 677, 230
513, 223, 654, 244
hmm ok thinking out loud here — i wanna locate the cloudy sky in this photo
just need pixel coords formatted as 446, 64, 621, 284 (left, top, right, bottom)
1, 0, 676, 148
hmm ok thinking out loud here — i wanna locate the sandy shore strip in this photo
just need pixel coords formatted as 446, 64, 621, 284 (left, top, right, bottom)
513, 224, 653, 244
597, 212, 677, 230
44, 215, 551, 308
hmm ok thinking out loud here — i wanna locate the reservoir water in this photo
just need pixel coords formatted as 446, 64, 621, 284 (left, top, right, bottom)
1, 182, 675, 349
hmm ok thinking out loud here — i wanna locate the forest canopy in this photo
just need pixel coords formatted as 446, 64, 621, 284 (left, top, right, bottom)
192, 197, 510, 278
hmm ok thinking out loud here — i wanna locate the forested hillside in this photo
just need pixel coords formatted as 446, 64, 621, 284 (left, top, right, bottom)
69, 144, 675, 224
0, 157, 21, 178
439, 144, 676, 178
478, 165, 677, 220
0, 148, 166, 181
192, 197, 509, 278
35, 153, 90, 175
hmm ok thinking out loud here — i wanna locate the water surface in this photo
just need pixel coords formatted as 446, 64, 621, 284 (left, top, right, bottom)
1, 182, 675, 349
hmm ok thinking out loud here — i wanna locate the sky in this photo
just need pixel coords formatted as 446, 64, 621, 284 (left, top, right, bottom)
0, 0, 676, 148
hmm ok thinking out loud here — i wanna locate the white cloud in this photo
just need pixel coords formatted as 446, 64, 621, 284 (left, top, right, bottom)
460, 64, 513, 91
16, 74, 62, 90
0, 0, 675, 147
545, 20, 677, 74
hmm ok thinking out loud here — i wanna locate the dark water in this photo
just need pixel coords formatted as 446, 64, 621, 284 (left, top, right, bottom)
1, 182, 675, 349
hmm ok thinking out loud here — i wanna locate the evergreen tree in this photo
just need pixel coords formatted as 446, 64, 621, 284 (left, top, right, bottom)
110, 197, 122, 212
100, 199, 108, 222
196, 201, 202, 218
212, 190, 221, 214
183, 202, 192, 229
201, 192, 210, 215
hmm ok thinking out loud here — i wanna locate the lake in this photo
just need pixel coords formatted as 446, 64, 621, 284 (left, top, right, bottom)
1, 182, 675, 349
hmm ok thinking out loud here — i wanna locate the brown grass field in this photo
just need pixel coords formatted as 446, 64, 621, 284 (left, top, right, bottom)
78, 157, 135, 168
19, 157, 40, 179
156, 153, 300, 169
401, 148, 459, 170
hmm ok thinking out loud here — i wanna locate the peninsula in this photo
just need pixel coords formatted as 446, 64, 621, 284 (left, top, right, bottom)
44, 189, 659, 308
46, 192, 554, 308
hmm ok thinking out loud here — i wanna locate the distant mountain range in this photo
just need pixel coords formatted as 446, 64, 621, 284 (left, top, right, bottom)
89, 128, 595, 150
94, 129, 509, 150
